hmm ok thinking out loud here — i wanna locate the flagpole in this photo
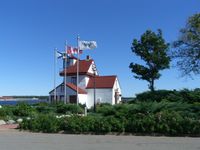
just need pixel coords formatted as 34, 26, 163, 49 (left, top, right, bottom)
76, 35, 80, 106
54, 48, 57, 103
64, 41, 67, 104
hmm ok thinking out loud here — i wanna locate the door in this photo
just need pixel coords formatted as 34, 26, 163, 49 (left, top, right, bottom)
115, 92, 119, 104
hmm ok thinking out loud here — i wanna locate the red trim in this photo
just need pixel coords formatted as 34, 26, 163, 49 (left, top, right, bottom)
66, 83, 87, 94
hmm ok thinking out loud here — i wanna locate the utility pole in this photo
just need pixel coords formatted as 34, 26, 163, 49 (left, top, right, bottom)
92, 64, 97, 112
76, 35, 80, 106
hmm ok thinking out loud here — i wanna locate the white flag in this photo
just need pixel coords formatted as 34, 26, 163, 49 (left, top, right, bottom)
79, 40, 97, 50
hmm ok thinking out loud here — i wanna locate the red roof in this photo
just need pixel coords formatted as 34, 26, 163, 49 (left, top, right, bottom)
86, 76, 117, 89
60, 59, 93, 76
66, 83, 87, 94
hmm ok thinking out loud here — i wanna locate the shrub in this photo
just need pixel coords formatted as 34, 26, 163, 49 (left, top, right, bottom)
35, 105, 56, 114
61, 115, 125, 134
0, 109, 6, 119
125, 113, 156, 133
179, 89, 200, 103
132, 89, 200, 103
20, 114, 60, 133
93, 117, 112, 133
37, 115, 59, 133
113, 104, 130, 119
154, 111, 183, 135
61, 116, 87, 133
13, 102, 35, 117
18, 92, 200, 136
61, 116, 111, 134
96, 104, 116, 116
56, 103, 84, 114
106, 116, 124, 132
133, 90, 174, 102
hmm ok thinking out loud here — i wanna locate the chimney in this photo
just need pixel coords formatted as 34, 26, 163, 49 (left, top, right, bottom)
86, 55, 90, 60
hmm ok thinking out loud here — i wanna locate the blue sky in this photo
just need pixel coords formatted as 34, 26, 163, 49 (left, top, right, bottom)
0, 0, 199, 97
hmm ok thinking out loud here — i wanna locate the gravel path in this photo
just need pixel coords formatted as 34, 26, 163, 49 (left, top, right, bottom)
0, 130, 200, 150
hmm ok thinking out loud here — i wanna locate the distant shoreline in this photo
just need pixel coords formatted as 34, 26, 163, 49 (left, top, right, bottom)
0, 95, 48, 101
0, 98, 40, 101
0, 99, 48, 105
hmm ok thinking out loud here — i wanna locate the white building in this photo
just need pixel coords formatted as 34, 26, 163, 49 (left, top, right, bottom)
49, 56, 122, 108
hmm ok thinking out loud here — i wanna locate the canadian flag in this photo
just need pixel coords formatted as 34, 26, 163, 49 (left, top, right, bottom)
66, 46, 83, 55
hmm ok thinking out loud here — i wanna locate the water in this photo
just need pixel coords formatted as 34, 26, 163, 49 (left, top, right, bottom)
0, 99, 48, 105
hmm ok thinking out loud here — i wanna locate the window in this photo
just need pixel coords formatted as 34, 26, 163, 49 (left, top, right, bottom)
71, 77, 77, 85
60, 95, 64, 101
69, 95, 77, 104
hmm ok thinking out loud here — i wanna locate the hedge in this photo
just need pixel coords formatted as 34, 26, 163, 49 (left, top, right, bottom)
19, 112, 200, 136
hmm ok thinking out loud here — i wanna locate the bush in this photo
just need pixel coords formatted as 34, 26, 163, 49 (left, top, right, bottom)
0, 109, 6, 119
132, 89, 200, 103
154, 111, 182, 135
61, 116, 111, 134
18, 90, 200, 136
60, 115, 125, 134
20, 114, 60, 133
106, 116, 124, 132
133, 90, 174, 102
61, 116, 88, 133
93, 117, 112, 133
179, 89, 200, 103
113, 104, 130, 119
125, 113, 155, 133
96, 104, 116, 116
36, 106, 55, 114
19, 110, 200, 135
13, 102, 35, 117
56, 103, 84, 114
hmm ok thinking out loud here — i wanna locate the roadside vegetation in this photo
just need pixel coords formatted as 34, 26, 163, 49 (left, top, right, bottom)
1, 89, 199, 136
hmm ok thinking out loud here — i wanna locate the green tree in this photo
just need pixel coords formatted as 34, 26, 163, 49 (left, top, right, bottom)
129, 29, 170, 91
172, 13, 200, 76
